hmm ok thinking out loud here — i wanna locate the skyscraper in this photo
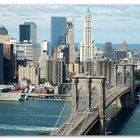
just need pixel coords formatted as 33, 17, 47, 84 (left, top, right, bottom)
19, 24, 30, 42
39, 40, 48, 79
0, 25, 10, 44
120, 41, 128, 58
51, 17, 67, 54
56, 58, 65, 85
103, 42, 114, 59
18, 41, 33, 61
3, 44, 15, 83
80, 8, 95, 62
24, 22, 37, 47
66, 21, 76, 64
0, 25, 8, 35
19, 22, 37, 47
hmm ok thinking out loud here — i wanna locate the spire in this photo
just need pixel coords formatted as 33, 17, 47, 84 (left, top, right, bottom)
86, 8, 91, 16
87, 8, 90, 13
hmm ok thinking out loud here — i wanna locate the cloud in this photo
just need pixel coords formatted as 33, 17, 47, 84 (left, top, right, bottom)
0, 4, 140, 43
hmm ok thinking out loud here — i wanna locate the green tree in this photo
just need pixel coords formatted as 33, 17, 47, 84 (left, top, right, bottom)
39, 78, 46, 84
48, 80, 55, 86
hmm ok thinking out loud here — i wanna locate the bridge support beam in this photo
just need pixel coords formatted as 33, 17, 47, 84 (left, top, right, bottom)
86, 78, 92, 110
99, 78, 106, 135
113, 65, 118, 87
71, 78, 79, 114
130, 65, 135, 107
122, 65, 126, 86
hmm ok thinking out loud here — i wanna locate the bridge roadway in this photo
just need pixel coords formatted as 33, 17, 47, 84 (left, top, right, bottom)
51, 86, 130, 136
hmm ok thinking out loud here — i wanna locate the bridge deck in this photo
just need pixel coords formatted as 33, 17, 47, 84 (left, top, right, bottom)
51, 86, 130, 136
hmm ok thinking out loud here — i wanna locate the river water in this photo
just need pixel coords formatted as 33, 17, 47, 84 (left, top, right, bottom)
0, 100, 70, 135
0, 100, 140, 135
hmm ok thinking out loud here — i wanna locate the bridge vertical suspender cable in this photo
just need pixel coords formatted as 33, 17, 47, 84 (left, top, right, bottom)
61, 87, 87, 135
78, 91, 97, 135
50, 93, 70, 136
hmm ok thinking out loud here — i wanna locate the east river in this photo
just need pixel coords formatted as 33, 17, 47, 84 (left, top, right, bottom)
0, 100, 70, 135
0, 100, 140, 135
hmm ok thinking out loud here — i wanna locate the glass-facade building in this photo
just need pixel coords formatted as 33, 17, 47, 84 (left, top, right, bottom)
115, 51, 126, 61
24, 22, 37, 47
51, 17, 67, 54
19, 25, 30, 43
19, 22, 37, 47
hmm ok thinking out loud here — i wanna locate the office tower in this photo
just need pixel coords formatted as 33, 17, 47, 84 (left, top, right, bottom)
16, 46, 26, 66
62, 46, 69, 64
0, 43, 3, 83
18, 41, 33, 61
41, 40, 48, 53
51, 17, 67, 54
83, 60, 94, 76
56, 58, 65, 85
33, 47, 40, 67
114, 50, 127, 61
53, 44, 64, 59
80, 8, 95, 62
0, 25, 8, 35
18, 61, 39, 85
52, 44, 70, 65
47, 58, 55, 84
9, 38, 17, 54
120, 41, 128, 58
39, 41, 48, 79
9, 38, 17, 78
19, 22, 37, 47
104, 42, 114, 59
3, 44, 15, 83
66, 21, 76, 64
45, 57, 65, 86
19, 24, 30, 42
24, 22, 37, 47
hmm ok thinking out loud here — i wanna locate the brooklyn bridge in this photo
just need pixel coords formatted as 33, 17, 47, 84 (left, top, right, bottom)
51, 64, 136, 136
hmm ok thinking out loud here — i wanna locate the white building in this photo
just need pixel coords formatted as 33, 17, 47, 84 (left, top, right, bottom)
41, 40, 48, 53
17, 41, 33, 61
80, 8, 95, 62
18, 61, 39, 85
39, 40, 49, 79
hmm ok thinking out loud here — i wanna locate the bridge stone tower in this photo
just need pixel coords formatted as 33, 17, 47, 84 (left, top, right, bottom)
113, 64, 135, 107
71, 76, 106, 135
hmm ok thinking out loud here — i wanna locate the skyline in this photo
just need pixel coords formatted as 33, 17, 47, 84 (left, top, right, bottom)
1, 5, 140, 44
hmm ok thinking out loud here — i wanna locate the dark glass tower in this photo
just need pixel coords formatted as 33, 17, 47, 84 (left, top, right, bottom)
51, 17, 67, 54
19, 25, 30, 43
19, 22, 37, 47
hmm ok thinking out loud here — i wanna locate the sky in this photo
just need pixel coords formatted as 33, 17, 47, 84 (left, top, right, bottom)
0, 4, 140, 44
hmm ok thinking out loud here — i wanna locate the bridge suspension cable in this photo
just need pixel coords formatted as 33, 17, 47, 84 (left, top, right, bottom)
60, 86, 88, 135
78, 89, 99, 135
51, 92, 71, 135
